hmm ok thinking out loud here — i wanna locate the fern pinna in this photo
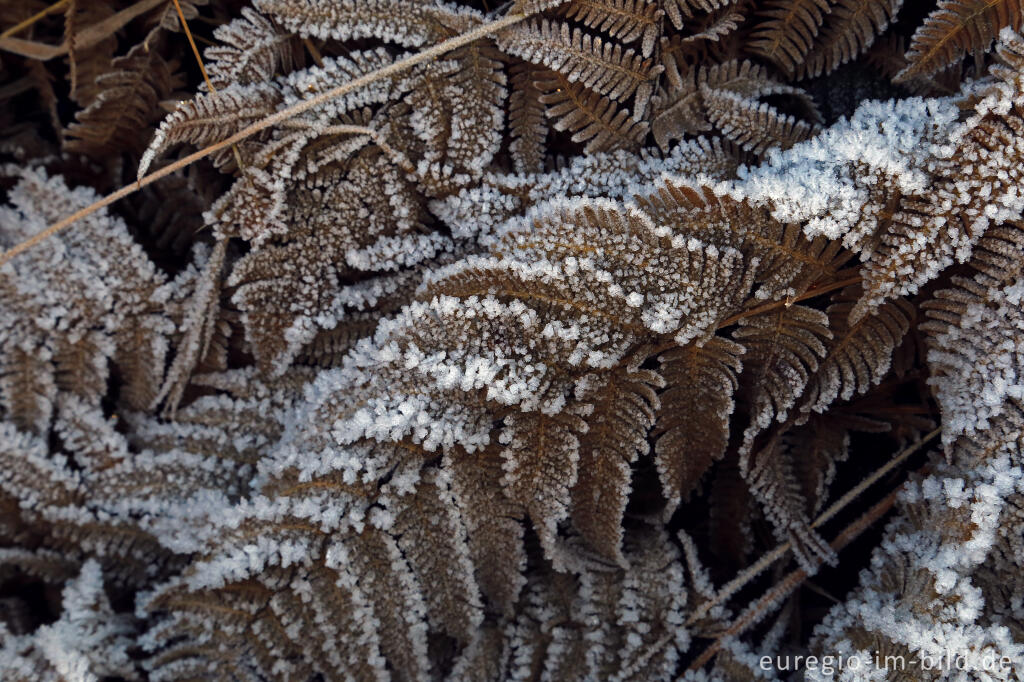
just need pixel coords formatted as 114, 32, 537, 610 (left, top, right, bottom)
3, 0, 1024, 680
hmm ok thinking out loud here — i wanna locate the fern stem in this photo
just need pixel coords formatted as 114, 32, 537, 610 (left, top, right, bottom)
685, 427, 940, 627
0, 10, 532, 266
686, 484, 902, 672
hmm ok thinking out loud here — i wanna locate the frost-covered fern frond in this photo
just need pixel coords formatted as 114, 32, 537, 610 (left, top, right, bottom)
8, 1, 1024, 679
0, 561, 137, 682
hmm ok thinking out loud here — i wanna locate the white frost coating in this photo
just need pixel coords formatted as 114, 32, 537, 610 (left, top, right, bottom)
0, 561, 135, 681
345, 232, 454, 271
725, 97, 958, 244
928, 279, 1024, 445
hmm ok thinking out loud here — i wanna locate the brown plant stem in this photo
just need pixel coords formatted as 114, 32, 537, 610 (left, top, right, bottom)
686, 483, 904, 672
685, 427, 940, 627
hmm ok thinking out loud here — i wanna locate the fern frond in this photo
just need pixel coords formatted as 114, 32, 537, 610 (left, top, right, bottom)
65, 0, 116, 107
446, 446, 528, 614
800, 287, 914, 415
701, 86, 819, 155
500, 407, 590, 566
536, 73, 649, 152
652, 59, 820, 153
560, 0, 663, 57
572, 361, 664, 563
662, 0, 736, 29
636, 181, 847, 300
654, 337, 745, 517
734, 304, 832, 439
389, 469, 483, 642
853, 36, 1024, 320
65, 42, 184, 158
897, 0, 1024, 81
742, 432, 837, 570
797, 0, 903, 79
749, 0, 836, 74
204, 7, 304, 88
497, 18, 662, 104
153, 240, 228, 416
508, 62, 550, 173
254, 0, 474, 47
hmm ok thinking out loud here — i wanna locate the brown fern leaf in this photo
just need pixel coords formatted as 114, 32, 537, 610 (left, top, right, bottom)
496, 18, 662, 105
65, 43, 184, 158
688, 3, 748, 43
0, 345, 56, 435
571, 361, 664, 564
154, 240, 228, 415
151, 0, 208, 32
205, 7, 305, 88
866, 33, 966, 96
662, 0, 737, 29
799, 286, 915, 415
499, 407, 590, 565
139, 47, 401, 177
536, 73, 649, 153
508, 62, 550, 174
734, 304, 833, 442
636, 181, 847, 300
446, 446, 527, 614
788, 410, 889, 515
559, 0, 664, 57
796, 0, 903, 79
921, 222, 1024, 343
702, 87, 819, 155
854, 34, 1024, 320
389, 469, 484, 643
294, 316, 381, 368
659, 4, 748, 87
65, 0, 116, 107
51, 331, 108, 406
750, 0, 836, 73
409, 43, 507, 192
254, 0, 470, 47
653, 337, 745, 517
653, 59, 820, 153
798, 0, 897, 77
897, 0, 1024, 81
743, 431, 837, 570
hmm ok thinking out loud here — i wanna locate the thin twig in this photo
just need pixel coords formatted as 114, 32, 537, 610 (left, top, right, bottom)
0, 11, 530, 266
0, 0, 71, 40
684, 427, 940, 626
686, 485, 903, 672
811, 426, 940, 529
